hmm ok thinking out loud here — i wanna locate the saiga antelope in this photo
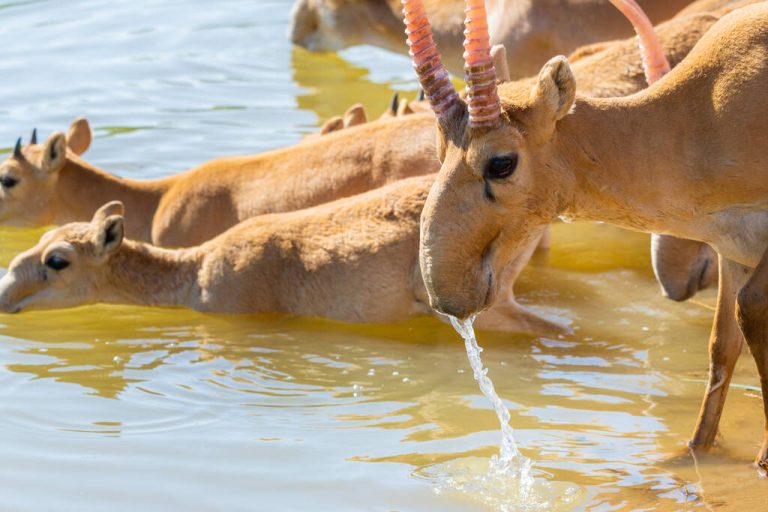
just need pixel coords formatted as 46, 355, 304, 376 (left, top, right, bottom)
406, 0, 768, 469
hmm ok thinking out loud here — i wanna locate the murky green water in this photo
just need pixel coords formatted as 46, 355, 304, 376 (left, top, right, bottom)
0, 1, 766, 510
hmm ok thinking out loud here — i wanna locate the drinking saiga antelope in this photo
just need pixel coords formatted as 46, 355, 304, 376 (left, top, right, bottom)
406, 0, 768, 469
0, 178, 565, 335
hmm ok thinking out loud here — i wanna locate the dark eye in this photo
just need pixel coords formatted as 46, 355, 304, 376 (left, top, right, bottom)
485, 154, 518, 180
1, 175, 18, 188
45, 255, 70, 271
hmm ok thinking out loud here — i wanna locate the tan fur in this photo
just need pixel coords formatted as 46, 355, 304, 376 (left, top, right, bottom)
2, 114, 439, 246
651, 232, 717, 300
290, 0, 695, 78
378, 94, 432, 120
305, 103, 371, 141
418, 3, 768, 465
0, 179, 566, 336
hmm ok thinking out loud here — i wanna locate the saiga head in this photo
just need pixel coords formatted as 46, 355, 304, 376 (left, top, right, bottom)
289, 0, 403, 52
407, 0, 668, 318
0, 201, 124, 314
0, 118, 92, 226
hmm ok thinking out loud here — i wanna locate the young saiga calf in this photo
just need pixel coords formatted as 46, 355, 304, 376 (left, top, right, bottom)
0, 177, 565, 336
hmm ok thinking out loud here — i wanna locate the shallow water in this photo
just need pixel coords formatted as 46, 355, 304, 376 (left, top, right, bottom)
0, 1, 767, 511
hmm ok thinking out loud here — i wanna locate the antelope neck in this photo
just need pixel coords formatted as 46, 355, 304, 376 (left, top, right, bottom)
54, 157, 170, 242
101, 240, 202, 308
557, 93, 700, 234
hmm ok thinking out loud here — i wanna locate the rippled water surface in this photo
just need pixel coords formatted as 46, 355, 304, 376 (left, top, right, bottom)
0, 1, 767, 511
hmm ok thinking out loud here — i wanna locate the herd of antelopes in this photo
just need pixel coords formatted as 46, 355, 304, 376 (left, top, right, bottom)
2, 0, 767, 471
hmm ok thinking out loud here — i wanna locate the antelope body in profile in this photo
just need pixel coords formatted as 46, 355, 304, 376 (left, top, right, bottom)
406, 0, 768, 469
2, 114, 438, 247
0, 179, 565, 335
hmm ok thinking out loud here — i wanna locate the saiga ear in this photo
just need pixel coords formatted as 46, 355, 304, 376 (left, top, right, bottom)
396, 99, 414, 117
66, 117, 92, 156
92, 201, 125, 224
93, 213, 125, 258
40, 132, 68, 174
320, 116, 344, 135
491, 44, 511, 83
529, 56, 577, 126
343, 104, 367, 128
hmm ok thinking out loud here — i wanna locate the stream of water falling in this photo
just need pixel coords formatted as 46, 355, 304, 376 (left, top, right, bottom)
441, 316, 581, 511
450, 316, 534, 485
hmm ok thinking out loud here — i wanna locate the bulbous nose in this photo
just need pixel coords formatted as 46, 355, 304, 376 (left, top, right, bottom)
428, 295, 480, 320
421, 245, 496, 320
0, 271, 20, 314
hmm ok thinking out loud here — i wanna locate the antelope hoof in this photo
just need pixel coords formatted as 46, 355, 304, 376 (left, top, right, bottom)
755, 442, 768, 477
687, 438, 715, 453
756, 458, 768, 477
659, 445, 698, 467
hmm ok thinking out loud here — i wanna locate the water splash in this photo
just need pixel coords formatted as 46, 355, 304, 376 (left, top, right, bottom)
451, 315, 533, 485
424, 315, 582, 511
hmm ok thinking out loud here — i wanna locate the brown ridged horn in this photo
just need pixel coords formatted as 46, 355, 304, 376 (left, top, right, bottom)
608, 0, 671, 84
30, 128, 37, 145
13, 137, 22, 159
401, 0, 459, 118
463, 0, 501, 128
390, 92, 400, 114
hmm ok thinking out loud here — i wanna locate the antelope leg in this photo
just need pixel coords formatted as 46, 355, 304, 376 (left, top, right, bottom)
689, 256, 748, 449
736, 247, 768, 472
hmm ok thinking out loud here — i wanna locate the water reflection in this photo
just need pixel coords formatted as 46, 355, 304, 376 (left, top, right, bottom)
0, 218, 764, 510
291, 47, 405, 125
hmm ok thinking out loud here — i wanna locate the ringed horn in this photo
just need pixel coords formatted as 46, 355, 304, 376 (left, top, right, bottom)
402, 0, 671, 127
462, 0, 501, 127
608, 0, 671, 84
401, 0, 460, 119
401, 0, 501, 128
